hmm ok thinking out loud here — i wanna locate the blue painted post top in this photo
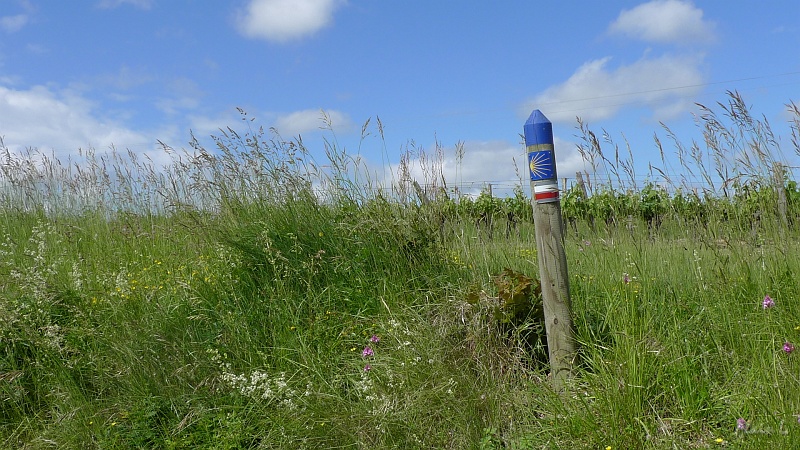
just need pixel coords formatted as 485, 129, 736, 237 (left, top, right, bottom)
524, 110, 553, 148
524, 110, 559, 202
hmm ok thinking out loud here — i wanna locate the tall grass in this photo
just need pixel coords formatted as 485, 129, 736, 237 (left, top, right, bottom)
2, 93, 800, 449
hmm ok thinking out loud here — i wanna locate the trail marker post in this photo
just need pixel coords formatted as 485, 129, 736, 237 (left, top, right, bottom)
524, 110, 576, 390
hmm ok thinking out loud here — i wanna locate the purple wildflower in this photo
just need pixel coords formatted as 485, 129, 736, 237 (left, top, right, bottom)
362, 346, 374, 357
736, 418, 747, 431
363, 364, 372, 372
370, 334, 380, 344
784, 342, 795, 354
623, 273, 631, 284
763, 295, 775, 309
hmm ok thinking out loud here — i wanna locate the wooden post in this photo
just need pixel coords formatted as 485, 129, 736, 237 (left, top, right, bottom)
412, 180, 430, 205
525, 110, 576, 391
575, 171, 588, 198
576, 171, 594, 230
486, 183, 494, 240
774, 162, 788, 228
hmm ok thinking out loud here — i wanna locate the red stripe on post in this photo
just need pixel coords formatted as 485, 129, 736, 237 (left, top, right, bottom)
534, 190, 559, 201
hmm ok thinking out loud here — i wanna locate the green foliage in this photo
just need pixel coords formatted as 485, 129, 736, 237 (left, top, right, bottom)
561, 183, 588, 223
557, 177, 796, 236
5, 181, 800, 448
474, 190, 503, 218
4, 93, 800, 448
639, 182, 668, 227
670, 189, 707, 225
490, 268, 541, 324
504, 186, 533, 222
585, 189, 626, 226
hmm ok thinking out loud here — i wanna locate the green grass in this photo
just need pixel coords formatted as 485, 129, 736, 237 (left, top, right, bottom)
4, 95, 800, 448
4, 193, 800, 449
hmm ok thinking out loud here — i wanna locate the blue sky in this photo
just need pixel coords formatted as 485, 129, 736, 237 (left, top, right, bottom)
1, 0, 798, 196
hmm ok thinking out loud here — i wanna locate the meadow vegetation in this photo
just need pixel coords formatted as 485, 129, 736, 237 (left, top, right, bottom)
3, 93, 800, 448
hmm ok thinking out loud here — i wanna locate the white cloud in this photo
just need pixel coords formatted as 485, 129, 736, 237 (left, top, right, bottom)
187, 110, 243, 137
0, 84, 157, 156
1, 14, 28, 33
522, 55, 705, 124
155, 77, 204, 115
608, 0, 715, 44
25, 43, 47, 54
99, 65, 154, 90
235, 0, 343, 42
383, 138, 587, 198
181, 108, 352, 148
273, 108, 352, 136
1, 1, 34, 33
96, 0, 154, 10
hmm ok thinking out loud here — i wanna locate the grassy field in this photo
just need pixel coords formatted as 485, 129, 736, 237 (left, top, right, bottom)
3, 97, 800, 449
4, 201, 800, 449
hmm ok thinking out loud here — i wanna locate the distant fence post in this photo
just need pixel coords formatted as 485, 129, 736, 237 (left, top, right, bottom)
773, 162, 788, 228
575, 171, 588, 198
524, 110, 576, 391
412, 180, 430, 205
